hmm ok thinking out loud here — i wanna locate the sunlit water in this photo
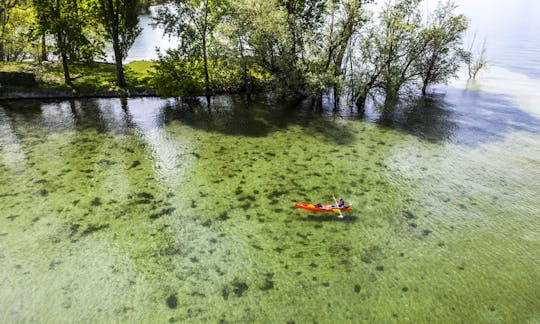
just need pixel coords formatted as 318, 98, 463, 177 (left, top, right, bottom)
2, 0, 540, 322
1, 85, 539, 322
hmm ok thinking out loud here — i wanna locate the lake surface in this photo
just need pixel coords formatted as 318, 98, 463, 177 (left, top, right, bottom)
2, 0, 540, 322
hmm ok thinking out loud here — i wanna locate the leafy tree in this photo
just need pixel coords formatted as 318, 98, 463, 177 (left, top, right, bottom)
222, 0, 295, 96
156, 0, 228, 96
349, 29, 386, 109
97, 0, 141, 87
316, 0, 371, 106
151, 49, 205, 97
33, 0, 103, 85
376, 0, 424, 107
278, 0, 326, 95
415, 1, 467, 95
0, 0, 17, 60
0, 0, 37, 61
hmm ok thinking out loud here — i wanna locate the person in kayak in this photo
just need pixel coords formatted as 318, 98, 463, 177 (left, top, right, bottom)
332, 198, 345, 208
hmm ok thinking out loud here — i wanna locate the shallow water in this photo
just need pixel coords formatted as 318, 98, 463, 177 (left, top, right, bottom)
3, 1, 540, 321
1, 84, 539, 322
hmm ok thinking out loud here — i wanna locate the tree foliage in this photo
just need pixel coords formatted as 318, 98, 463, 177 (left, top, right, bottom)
155, 0, 228, 95
347, 0, 468, 108
4, 0, 472, 106
0, 0, 36, 61
151, 49, 205, 97
97, 0, 141, 87
415, 1, 467, 95
33, 0, 103, 84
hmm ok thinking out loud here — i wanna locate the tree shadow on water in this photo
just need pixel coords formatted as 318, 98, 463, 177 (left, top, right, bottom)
372, 87, 540, 147
160, 94, 357, 145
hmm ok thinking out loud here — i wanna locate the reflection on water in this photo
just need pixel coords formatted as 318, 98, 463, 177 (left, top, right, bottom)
370, 88, 540, 147
0, 92, 539, 322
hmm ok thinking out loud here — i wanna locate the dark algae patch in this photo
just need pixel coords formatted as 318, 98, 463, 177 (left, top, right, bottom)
232, 280, 249, 297
150, 208, 176, 219
91, 197, 102, 206
166, 295, 178, 309
81, 224, 110, 236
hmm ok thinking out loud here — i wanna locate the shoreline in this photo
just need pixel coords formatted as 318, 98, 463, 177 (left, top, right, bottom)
0, 90, 158, 101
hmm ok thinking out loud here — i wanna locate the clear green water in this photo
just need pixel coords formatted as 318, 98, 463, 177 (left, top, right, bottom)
1, 90, 539, 322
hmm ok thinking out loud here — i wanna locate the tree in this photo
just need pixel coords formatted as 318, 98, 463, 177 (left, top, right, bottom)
462, 32, 487, 80
156, 0, 227, 97
349, 29, 386, 109
279, 0, 326, 95
33, 0, 102, 85
376, 0, 424, 107
151, 49, 205, 97
229, 0, 289, 94
317, 0, 371, 106
0, 0, 20, 61
415, 1, 467, 95
97, 0, 141, 87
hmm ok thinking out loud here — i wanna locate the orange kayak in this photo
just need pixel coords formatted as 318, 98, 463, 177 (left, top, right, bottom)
295, 203, 352, 213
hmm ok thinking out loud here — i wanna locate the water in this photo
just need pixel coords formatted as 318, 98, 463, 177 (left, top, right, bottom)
1, 91, 539, 322
2, 1, 540, 322
110, 6, 179, 63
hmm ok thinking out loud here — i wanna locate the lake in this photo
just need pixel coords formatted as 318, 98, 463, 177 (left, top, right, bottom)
1, 0, 539, 322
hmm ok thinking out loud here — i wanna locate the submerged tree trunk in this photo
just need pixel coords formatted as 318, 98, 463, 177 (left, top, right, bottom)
355, 94, 366, 116
421, 81, 428, 96
333, 84, 340, 110
384, 87, 399, 108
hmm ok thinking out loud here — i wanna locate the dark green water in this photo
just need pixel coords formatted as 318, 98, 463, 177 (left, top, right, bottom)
1, 90, 539, 322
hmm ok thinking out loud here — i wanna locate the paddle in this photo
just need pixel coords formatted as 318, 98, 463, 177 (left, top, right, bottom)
332, 194, 343, 218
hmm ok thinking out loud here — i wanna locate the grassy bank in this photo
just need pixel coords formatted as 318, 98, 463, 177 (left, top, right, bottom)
0, 61, 156, 99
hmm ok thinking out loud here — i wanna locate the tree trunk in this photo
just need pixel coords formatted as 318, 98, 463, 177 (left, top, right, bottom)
421, 82, 427, 96
108, 0, 125, 87
60, 50, 71, 85
383, 84, 399, 109
54, 0, 70, 85
203, 37, 210, 96
202, 0, 210, 97
238, 37, 250, 96
0, 8, 5, 62
57, 33, 71, 86
333, 84, 340, 110
113, 39, 125, 87
355, 93, 366, 116
40, 32, 47, 62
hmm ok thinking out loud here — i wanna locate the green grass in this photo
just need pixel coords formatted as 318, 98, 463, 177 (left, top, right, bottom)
0, 60, 156, 96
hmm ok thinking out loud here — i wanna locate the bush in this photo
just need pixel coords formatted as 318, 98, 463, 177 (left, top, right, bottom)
151, 50, 205, 98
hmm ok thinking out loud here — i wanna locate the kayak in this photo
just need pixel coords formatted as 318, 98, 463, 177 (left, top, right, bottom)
295, 203, 352, 213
